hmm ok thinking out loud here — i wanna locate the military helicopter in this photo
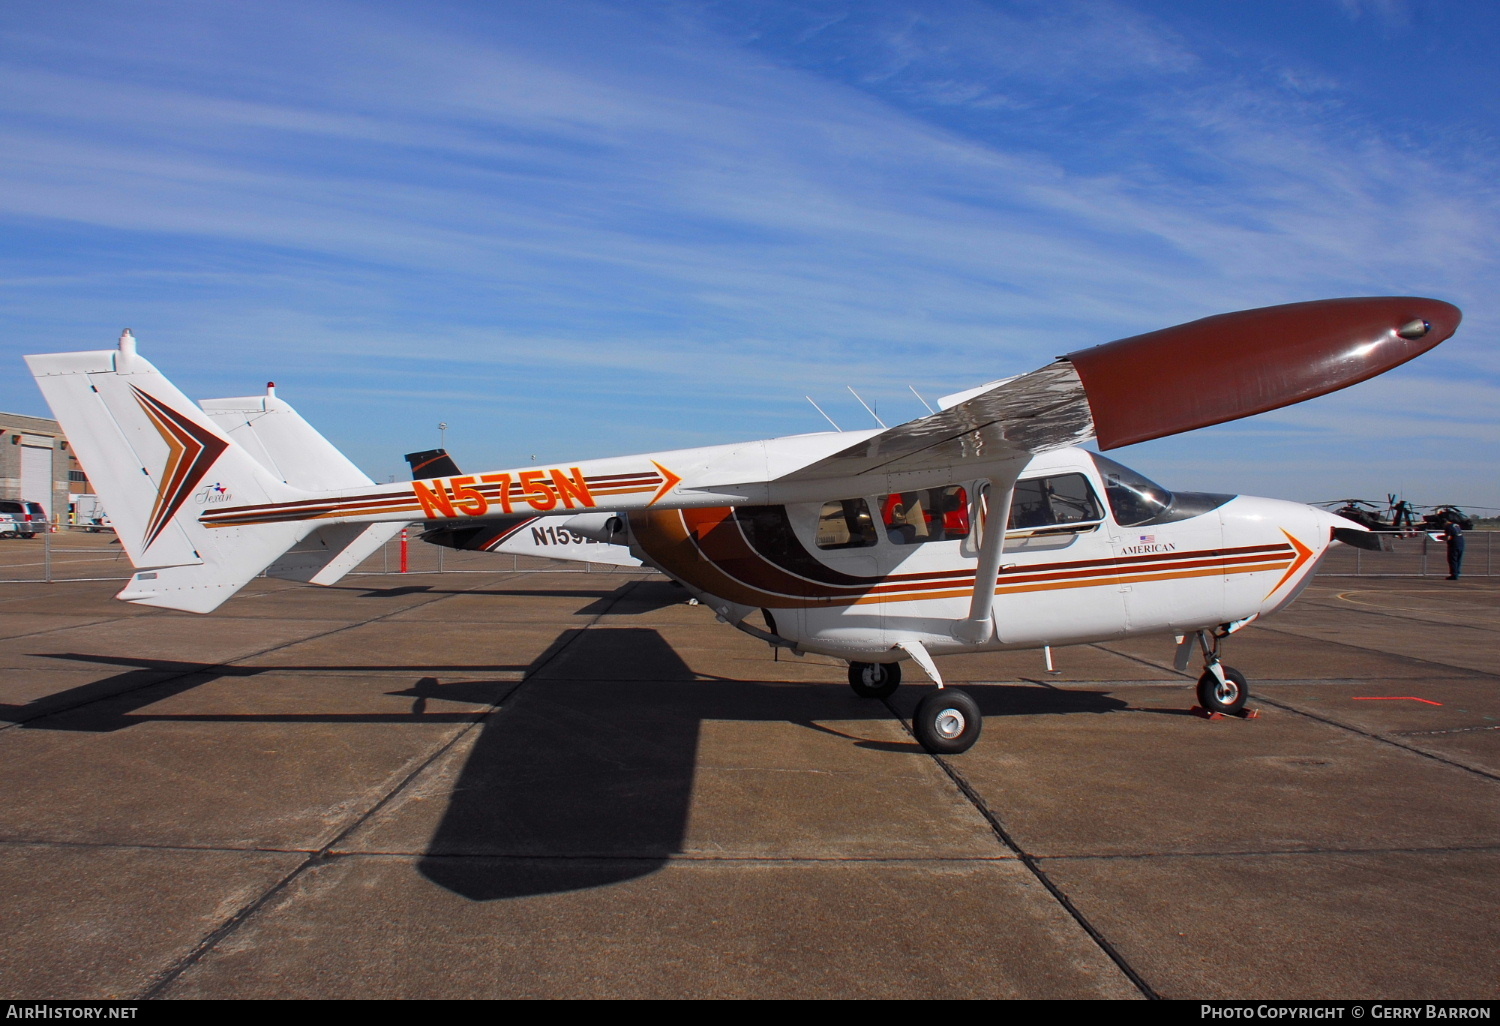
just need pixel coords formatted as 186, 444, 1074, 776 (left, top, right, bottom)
1315, 496, 1474, 538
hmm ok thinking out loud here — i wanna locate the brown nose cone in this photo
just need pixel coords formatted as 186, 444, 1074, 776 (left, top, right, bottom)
1067, 297, 1461, 450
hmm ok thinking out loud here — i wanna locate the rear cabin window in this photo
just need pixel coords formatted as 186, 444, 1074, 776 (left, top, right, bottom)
815, 498, 878, 550
879, 486, 971, 545
1007, 474, 1103, 530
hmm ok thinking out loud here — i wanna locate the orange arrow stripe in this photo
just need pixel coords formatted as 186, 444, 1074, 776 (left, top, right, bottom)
649, 461, 682, 506
1265, 529, 1314, 599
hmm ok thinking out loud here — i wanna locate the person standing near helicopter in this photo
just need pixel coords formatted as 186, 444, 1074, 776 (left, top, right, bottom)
1443, 516, 1466, 580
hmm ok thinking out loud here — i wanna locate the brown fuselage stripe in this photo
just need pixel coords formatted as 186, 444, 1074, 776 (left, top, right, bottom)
200, 470, 665, 527
630, 506, 1296, 610
697, 506, 1288, 596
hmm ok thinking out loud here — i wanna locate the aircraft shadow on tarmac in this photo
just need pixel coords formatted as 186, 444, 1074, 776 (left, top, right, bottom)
415, 628, 1122, 901
22, 592, 1129, 902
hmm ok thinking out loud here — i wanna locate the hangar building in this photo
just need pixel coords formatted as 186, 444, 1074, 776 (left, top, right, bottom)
0, 411, 89, 523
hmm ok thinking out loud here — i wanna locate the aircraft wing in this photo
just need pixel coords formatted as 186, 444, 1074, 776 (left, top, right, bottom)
776, 360, 1087, 481
777, 296, 1460, 483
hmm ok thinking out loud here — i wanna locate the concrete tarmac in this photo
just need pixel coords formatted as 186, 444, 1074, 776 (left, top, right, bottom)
0, 546, 1496, 999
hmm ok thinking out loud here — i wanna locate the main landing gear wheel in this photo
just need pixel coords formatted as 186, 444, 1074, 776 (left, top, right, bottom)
848, 661, 901, 698
1197, 665, 1248, 715
913, 688, 982, 754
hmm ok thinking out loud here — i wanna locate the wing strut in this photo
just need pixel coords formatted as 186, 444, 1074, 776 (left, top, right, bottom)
954, 478, 1015, 645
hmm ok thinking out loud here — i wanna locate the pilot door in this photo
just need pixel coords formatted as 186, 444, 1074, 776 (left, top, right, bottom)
864, 484, 976, 644
992, 466, 1125, 646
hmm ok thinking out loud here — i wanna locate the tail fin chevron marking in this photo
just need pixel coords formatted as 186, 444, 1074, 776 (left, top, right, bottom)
132, 385, 229, 547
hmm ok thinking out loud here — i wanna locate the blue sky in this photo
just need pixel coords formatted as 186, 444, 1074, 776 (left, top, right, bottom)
2, 0, 1496, 507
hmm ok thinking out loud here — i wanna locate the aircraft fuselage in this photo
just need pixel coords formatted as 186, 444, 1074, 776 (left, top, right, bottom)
626, 446, 1336, 662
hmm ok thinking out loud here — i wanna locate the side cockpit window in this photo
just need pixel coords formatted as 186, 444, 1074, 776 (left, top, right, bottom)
1007, 473, 1102, 531
1089, 453, 1173, 527
815, 498, 878, 549
878, 486, 970, 546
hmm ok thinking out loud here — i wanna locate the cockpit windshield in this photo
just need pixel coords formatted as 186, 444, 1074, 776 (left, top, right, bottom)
1087, 452, 1235, 527
1089, 453, 1173, 527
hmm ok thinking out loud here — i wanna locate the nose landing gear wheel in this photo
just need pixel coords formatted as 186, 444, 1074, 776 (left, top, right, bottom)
1197, 665, 1248, 715
848, 661, 901, 698
913, 688, 982, 754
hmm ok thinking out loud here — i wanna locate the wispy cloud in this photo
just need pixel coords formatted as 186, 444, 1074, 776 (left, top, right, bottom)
1, 0, 1494, 499
1332, 0, 1413, 32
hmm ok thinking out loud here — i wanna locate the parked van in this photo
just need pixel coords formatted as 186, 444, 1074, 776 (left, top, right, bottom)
0, 500, 49, 539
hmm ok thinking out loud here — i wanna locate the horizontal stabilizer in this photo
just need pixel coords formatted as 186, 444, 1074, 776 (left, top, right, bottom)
421, 515, 641, 567
266, 521, 405, 583
1333, 527, 1390, 552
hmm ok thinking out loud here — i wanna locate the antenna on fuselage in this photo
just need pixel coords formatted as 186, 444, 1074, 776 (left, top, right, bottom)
805, 396, 843, 432
847, 386, 887, 428
909, 385, 935, 414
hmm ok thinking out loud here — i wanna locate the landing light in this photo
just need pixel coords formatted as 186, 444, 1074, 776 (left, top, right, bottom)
1397, 318, 1431, 340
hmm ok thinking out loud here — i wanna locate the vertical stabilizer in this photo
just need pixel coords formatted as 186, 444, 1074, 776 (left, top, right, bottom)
25, 334, 317, 611
201, 389, 404, 584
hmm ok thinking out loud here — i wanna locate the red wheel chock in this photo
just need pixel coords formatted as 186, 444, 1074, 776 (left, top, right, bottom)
1190, 706, 1260, 720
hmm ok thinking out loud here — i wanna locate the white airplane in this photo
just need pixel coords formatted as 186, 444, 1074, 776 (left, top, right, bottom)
26, 296, 1460, 754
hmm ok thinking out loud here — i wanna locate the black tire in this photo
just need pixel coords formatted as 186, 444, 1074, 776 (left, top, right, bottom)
913, 688, 982, 754
18, 533, 34, 540
848, 661, 901, 698
1197, 665, 1248, 714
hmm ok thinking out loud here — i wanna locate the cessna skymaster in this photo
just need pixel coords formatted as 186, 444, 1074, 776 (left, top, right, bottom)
26, 297, 1460, 754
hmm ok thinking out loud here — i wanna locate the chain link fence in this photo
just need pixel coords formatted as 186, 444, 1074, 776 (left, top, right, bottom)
0, 523, 133, 583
